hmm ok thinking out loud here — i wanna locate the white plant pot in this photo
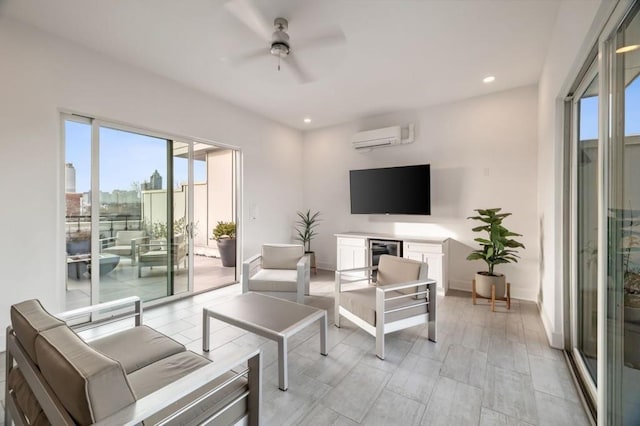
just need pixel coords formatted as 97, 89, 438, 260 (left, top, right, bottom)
475, 272, 506, 298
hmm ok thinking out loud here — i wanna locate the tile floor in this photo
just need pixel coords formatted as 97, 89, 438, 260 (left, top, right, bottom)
1, 270, 589, 426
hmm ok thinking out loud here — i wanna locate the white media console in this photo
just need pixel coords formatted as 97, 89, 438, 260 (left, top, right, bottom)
335, 232, 450, 295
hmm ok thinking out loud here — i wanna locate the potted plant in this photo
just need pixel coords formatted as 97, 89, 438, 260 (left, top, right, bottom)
466, 208, 525, 298
295, 209, 321, 273
213, 221, 236, 267
66, 229, 91, 255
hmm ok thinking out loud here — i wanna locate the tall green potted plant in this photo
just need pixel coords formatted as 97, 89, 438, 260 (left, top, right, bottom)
213, 221, 236, 267
295, 210, 320, 272
466, 208, 525, 297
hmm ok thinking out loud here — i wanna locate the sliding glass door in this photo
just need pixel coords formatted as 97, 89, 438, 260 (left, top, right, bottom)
98, 126, 172, 303
608, 5, 640, 423
63, 116, 239, 309
567, 2, 640, 424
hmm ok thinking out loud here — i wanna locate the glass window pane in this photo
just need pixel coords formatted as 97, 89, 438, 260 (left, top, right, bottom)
172, 141, 190, 295
99, 127, 170, 303
65, 120, 92, 309
577, 75, 599, 383
617, 6, 640, 424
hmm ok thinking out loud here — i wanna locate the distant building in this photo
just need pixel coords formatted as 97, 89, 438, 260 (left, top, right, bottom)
65, 193, 82, 216
150, 170, 162, 190
65, 163, 76, 193
141, 170, 163, 191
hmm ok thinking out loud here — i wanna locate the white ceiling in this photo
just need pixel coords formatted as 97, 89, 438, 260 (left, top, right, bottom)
1, 0, 570, 130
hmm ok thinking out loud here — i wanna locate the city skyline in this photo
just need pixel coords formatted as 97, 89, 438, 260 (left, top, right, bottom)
65, 121, 206, 194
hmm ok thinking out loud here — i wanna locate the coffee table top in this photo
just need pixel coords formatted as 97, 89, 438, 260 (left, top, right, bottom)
204, 292, 325, 336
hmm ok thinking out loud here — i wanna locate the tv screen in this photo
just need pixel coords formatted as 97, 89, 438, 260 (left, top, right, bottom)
349, 164, 431, 215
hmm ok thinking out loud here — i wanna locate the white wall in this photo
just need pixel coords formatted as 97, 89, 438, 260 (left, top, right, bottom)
537, 0, 609, 348
0, 18, 303, 350
303, 85, 540, 301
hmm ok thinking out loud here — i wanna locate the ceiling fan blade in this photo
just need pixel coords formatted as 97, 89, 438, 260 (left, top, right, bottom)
224, 0, 272, 42
284, 55, 313, 84
295, 29, 346, 52
228, 47, 266, 66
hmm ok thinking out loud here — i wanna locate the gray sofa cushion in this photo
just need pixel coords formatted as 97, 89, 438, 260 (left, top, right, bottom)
35, 326, 136, 425
129, 351, 249, 425
261, 244, 303, 269
90, 325, 185, 374
339, 286, 429, 326
127, 351, 211, 398
10, 299, 65, 364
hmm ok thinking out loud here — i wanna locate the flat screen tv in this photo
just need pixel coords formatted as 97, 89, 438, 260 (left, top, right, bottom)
349, 164, 431, 215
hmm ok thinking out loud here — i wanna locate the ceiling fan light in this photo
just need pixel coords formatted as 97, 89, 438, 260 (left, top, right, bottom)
270, 42, 290, 58
616, 44, 640, 54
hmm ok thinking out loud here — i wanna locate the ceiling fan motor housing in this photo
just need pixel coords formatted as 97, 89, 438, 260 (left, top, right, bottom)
270, 17, 290, 57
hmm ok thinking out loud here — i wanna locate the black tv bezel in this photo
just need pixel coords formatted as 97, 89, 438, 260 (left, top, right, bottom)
349, 164, 431, 215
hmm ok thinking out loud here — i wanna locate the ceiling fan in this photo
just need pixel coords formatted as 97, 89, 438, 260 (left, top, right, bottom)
224, 0, 346, 83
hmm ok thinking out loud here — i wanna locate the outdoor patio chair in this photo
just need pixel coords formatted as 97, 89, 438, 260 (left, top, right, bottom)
101, 230, 147, 265
137, 234, 188, 277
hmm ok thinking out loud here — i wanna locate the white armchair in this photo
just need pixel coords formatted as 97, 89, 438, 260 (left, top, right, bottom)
335, 254, 436, 360
242, 244, 310, 304
100, 230, 147, 265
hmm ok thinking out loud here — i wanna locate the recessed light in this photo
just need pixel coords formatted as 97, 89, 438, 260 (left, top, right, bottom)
303, 118, 312, 124
616, 45, 640, 54
483, 76, 496, 83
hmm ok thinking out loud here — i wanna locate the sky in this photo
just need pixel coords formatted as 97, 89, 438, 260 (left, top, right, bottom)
65, 122, 206, 193
580, 75, 640, 140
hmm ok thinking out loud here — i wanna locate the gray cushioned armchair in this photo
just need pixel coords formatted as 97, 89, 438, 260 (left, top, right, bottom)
335, 254, 437, 359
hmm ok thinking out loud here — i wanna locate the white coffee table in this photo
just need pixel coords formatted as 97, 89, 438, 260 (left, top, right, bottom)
203, 292, 327, 391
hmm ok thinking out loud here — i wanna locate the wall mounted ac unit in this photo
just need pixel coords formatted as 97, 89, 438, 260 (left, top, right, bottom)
351, 124, 414, 150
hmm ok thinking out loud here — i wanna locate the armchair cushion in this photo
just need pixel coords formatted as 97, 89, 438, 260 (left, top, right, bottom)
103, 230, 146, 256
113, 230, 146, 245
34, 325, 136, 425
10, 299, 65, 365
247, 269, 299, 292
376, 255, 427, 298
127, 351, 250, 424
339, 287, 429, 326
90, 325, 185, 374
262, 244, 304, 269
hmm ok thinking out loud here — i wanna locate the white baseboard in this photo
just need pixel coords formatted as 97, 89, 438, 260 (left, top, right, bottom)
539, 302, 564, 349
317, 262, 335, 271
448, 279, 538, 302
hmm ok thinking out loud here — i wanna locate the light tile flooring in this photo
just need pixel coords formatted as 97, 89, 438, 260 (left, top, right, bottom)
1, 270, 589, 426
